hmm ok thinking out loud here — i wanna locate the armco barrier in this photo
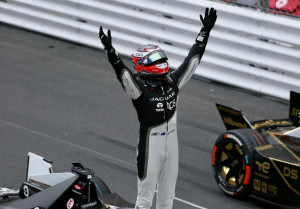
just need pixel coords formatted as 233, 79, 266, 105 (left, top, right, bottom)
0, 0, 299, 100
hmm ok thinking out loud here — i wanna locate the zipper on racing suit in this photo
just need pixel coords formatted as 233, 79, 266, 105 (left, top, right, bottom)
161, 85, 169, 134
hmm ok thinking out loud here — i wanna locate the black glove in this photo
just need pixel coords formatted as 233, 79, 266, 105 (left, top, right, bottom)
99, 26, 121, 66
99, 26, 112, 53
200, 7, 217, 33
196, 8, 217, 43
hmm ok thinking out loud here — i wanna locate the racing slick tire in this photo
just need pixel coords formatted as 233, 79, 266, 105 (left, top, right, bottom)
212, 129, 268, 198
91, 176, 111, 196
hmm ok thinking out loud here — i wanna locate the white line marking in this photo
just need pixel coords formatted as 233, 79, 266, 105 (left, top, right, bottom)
0, 119, 208, 209
0, 119, 134, 168
175, 197, 207, 209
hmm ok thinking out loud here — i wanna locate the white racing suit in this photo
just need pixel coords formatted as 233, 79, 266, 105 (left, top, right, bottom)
105, 30, 209, 209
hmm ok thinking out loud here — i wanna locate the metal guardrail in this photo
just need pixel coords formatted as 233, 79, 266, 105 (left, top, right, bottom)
0, 0, 299, 100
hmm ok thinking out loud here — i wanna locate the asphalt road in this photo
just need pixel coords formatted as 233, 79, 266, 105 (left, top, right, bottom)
0, 23, 289, 209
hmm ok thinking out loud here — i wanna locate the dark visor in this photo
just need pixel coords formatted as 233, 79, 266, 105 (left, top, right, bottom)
141, 50, 167, 66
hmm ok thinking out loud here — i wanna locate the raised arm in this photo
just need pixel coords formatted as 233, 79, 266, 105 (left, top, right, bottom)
99, 27, 143, 99
171, 8, 217, 89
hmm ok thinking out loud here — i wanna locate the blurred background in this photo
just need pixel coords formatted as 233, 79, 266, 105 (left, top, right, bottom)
222, 0, 300, 16
1, 0, 299, 101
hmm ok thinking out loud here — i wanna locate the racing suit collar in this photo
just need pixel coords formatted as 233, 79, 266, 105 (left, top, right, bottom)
141, 76, 171, 88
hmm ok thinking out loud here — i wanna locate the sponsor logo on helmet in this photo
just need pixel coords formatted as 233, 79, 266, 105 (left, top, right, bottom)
134, 52, 144, 57
156, 63, 168, 69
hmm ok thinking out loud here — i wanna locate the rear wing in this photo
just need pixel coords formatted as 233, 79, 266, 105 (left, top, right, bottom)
216, 91, 300, 131
216, 103, 253, 130
289, 91, 300, 127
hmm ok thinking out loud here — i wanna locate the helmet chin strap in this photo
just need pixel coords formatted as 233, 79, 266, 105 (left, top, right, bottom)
137, 72, 168, 80
152, 76, 166, 80
139, 76, 169, 88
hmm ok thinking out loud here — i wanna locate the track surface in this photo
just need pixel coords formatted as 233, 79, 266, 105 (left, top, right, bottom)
0, 23, 289, 209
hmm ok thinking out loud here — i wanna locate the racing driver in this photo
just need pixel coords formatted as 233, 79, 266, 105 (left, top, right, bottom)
99, 7, 217, 209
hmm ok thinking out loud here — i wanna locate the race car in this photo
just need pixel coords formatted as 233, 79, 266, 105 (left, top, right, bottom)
0, 152, 134, 209
212, 91, 300, 208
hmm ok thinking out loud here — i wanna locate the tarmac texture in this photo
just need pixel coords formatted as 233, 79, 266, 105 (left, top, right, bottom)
0, 23, 288, 209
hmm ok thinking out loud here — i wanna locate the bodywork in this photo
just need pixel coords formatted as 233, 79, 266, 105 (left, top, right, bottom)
0, 153, 134, 209
216, 91, 300, 208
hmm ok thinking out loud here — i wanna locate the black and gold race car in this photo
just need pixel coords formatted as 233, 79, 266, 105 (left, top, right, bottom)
212, 91, 300, 208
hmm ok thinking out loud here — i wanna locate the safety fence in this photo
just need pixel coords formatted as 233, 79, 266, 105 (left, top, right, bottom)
0, 0, 299, 100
